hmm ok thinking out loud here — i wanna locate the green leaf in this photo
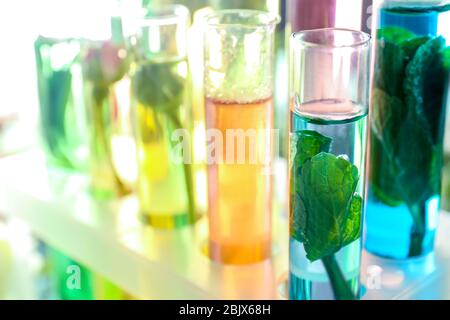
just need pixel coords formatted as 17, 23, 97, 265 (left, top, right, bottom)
294, 130, 332, 169
371, 33, 447, 217
400, 36, 431, 62
404, 36, 446, 144
371, 88, 439, 207
298, 152, 362, 262
291, 191, 307, 243
374, 40, 406, 97
290, 130, 332, 242
371, 88, 404, 155
394, 112, 439, 205
377, 27, 414, 43
132, 61, 184, 110
342, 194, 363, 247
374, 29, 428, 98
441, 46, 450, 69
290, 130, 361, 299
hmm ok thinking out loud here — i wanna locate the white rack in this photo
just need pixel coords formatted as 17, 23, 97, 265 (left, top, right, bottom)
1, 150, 449, 300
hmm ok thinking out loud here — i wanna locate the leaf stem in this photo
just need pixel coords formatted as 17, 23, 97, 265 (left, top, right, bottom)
407, 203, 426, 257
321, 254, 357, 300
166, 111, 196, 223
91, 86, 129, 197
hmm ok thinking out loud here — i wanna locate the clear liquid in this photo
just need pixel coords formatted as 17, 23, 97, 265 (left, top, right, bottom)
289, 99, 367, 300
366, 5, 449, 259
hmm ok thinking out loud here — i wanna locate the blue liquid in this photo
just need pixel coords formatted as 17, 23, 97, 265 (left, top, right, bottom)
288, 100, 367, 300
366, 5, 450, 259
366, 193, 439, 259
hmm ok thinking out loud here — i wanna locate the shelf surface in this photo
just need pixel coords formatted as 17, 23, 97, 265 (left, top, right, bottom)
0, 150, 288, 299
1, 149, 450, 300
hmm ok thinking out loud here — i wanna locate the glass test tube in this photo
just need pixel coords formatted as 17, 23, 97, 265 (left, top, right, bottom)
365, 0, 450, 259
204, 10, 279, 264
130, 5, 198, 228
288, 28, 370, 300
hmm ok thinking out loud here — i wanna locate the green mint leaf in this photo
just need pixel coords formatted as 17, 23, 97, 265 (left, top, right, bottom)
370, 102, 404, 207
298, 152, 361, 262
377, 27, 414, 43
371, 88, 404, 155
374, 40, 406, 97
290, 130, 332, 242
374, 28, 427, 98
291, 192, 307, 243
371, 87, 439, 206
371, 32, 447, 215
441, 46, 450, 69
395, 112, 438, 204
342, 194, 363, 247
400, 36, 431, 62
132, 61, 184, 110
294, 130, 332, 168
404, 36, 446, 144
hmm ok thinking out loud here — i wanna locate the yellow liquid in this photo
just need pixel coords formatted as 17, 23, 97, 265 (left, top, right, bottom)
205, 97, 273, 264
134, 59, 196, 228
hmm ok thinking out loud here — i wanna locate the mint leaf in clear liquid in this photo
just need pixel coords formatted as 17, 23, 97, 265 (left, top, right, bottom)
342, 194, 363, 247
294, 130, 332, 167
291, 130, 362, 299
291, 130, 332, 243
291, 130, 362, 262
298, 152, 362, 262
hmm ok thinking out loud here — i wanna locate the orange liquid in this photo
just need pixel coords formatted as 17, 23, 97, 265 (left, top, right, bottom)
205, 97, 273, 264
